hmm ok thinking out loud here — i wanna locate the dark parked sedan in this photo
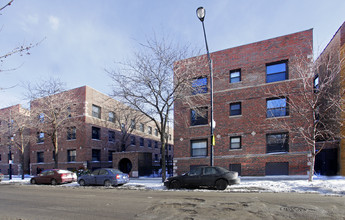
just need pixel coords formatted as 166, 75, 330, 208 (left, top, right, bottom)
30, 169, 77, 185
164, 166, 240, 190
78, 168, 129, 187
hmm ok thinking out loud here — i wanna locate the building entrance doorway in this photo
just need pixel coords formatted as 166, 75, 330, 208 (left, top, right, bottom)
315, 148, 338, 176
118, 158, 132, 174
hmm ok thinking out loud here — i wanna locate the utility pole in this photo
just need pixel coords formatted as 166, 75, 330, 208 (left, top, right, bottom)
8, 109, 13, 180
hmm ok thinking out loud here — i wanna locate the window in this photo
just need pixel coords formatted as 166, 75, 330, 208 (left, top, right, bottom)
67, 149, 76, 162
154, 129, 158, 136
155, 141, 158, 148
154, 154, 159, 161
121, 123, 125, 133
67, 127, 76, 140
191, 107, 208, 126
92, 149, 101, 161
108, 130, 115, 142
148, 126, 152, 135
92, 105, 101, 119
168, 145, 171, 150
230, 69, 241, 83
191, 139, 207, 157
204, 167, 218, 175
130, 136, 136, 145
265, 162, 289, 175
139, 123, 144, 132
314, 75, 319, 92
38, 113, 44, 123
192, 77, 208, 95
52, 151, 56, 161
108, 112, 115, 122
267, 97, 288, 118
140, 138, 144, 147
130, 119, 136, 129
148, 140, 152, 148
92, 126, 101, 140
37, 152, 44, 163
266, 133, 289, 153
108, 150, 115, 161
230, 102, 241, 116
266, 61, 288, 83
67, 107, 72, 117
37, 132, 44, 143
229, 164, 241, 176
230, 136, 241, 149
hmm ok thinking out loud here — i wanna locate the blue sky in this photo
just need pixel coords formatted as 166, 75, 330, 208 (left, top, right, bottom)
1, 0, 345, 108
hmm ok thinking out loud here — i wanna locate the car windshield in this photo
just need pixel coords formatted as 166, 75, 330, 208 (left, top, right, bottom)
108, 169, 122, 175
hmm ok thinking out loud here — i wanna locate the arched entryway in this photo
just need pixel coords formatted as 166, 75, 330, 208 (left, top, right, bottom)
118, 158, 132, 174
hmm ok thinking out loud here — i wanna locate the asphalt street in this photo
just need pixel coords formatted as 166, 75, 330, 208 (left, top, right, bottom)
0, 184, 345, 220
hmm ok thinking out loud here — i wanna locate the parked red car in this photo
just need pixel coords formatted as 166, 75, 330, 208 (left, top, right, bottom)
30, 169, 77, 185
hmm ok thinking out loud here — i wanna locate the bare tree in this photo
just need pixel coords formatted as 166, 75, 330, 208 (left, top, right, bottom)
1, 0, 41, 90
0, 0, 13, 12
0, 105, 32, 179
25, 78, 81, 169
264, 48, 344, 181
112, 105, 146, 152
9, 107, 31, 179
108, 36, 203, 181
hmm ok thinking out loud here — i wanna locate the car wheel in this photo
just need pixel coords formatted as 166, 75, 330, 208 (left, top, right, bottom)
215, 179, 227, 190
170, 180, 181, 189
104, 180, 112, 187
51, 179, 57, 185
79, 179, 86, 186
30, 179, 36, 184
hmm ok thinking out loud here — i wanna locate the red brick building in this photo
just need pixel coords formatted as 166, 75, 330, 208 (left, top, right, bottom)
174, 29, 313, 176
314, 22, 345, 176
0, 86, 173, 176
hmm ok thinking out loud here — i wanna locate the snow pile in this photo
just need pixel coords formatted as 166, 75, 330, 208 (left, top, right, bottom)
1, 175, 345, 196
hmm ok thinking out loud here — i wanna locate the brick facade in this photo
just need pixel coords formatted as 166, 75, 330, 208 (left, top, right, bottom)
174, 30, 313, 176
316, 22, 345, 176
0, 86, 173, 176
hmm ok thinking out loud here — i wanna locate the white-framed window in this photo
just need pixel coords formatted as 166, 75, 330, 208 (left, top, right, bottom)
191, 139, 207, 157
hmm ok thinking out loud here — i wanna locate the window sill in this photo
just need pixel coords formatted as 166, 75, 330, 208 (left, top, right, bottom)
229, 115, 242, 118
191, 156, 207, 158
92, 139, 101, 141
67, 139, 76, 141
189, 124, 208, 128
266, 116, 290, 119
229, 148, 242, 151
266, 151, 289, 155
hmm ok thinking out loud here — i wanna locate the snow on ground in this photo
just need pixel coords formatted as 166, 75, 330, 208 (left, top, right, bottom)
1, 175, 345, 196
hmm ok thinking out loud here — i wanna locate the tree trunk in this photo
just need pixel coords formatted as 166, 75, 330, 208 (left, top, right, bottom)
53, 130, 59, 169
308, 154, 315, 182
21, 152, 25, 179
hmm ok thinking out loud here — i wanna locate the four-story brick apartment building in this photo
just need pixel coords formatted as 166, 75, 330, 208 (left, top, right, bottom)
174, 29, 314, 176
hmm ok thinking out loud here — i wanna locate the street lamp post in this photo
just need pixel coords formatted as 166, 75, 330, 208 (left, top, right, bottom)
8, 110, 13, 180
196, 7, 214, 166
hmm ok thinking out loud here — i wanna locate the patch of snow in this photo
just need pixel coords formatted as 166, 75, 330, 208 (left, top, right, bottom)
1, 175, 345, 196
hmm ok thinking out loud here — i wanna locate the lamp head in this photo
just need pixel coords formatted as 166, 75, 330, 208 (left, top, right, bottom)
196, 7, 205, 22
